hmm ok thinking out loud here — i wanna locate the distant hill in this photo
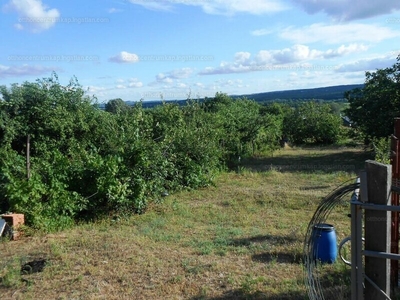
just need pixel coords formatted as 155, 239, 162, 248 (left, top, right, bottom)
232, 84, 364, 103
101, 84, 363, 109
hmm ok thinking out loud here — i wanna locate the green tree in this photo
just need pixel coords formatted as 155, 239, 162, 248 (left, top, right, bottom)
284, 102, 342, 144
0, 74, 101, 229
205, 94, 282, 158
202, 92, 233, 112
261, 103, 292, 145
345, 55, 400, 140
0, 73, 97, 157
0, 76, 300, 231
105, 98, 131, 114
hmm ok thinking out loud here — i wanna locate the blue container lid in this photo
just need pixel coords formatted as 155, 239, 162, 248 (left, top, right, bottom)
313, 223, 335, 231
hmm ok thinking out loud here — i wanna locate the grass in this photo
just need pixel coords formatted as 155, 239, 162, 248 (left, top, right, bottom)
0, 145, 372, 299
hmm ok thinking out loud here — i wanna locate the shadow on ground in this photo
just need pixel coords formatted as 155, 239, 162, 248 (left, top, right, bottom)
232, 234, 299, 247
229, 234, 302, 264
189, 233, 350, 300
190, 268, 350, 300
191, 290, 306, 300
240, 148, 373, 174
252, 252, 302, 264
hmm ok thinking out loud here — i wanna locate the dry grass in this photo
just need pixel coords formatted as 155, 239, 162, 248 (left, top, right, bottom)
0, 146, 372, 299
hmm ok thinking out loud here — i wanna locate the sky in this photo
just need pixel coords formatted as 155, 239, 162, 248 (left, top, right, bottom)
1, 0, 400, 103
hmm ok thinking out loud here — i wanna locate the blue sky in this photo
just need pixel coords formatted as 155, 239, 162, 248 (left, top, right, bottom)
1, 0, 400, 102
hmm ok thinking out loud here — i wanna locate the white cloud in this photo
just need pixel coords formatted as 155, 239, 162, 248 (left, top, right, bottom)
127, 0, 173, 12
272, 44, 321, 64
108, 8, 123, 13
150, 68, 194, 86
86, 85, 107, 94
114, 78, 143, 88
85, 85, 110, 100
206, 79, 249, 94
128, 0, 288, 15
155, 74, 174, 84
323, 44, 369, 59
293, 0, 400, 21
280, 70, 363, 91
280, 23, 399, 44
335, 55, 397, 73
200, 44, 366, 75
4, 0, 60, 33
234, 52, 252, 64
0, 64, 59, 78
250, 28, 273, 36
128, 78, 143, 88
195, 82, 205, 88
109, 51, 139, 63
14, 23, 24, 30
177, 83, 187, 88
218, 79, 245, 87
167, 67, 193, 79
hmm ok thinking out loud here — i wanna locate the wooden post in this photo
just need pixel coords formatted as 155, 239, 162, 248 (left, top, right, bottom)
365, 160, 392, 299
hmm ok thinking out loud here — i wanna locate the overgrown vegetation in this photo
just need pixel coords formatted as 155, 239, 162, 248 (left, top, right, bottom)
283, 101, 343, 145
342, 55, 400, 163
1, 60, 394, 298
0, 147, 370, 299
0, 74, 346, 231
345, 55, 400, 142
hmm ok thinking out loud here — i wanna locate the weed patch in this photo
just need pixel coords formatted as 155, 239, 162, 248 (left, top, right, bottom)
0, 147, 367, 299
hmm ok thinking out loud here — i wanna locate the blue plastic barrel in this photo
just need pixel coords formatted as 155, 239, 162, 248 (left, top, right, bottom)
312, 223, 337, 263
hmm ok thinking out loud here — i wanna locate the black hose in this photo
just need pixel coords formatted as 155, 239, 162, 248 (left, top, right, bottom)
303, 180, 360, 300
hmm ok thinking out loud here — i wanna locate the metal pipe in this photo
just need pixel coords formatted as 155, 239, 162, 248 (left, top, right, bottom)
363, 250, 400, 261
365, 275, 391, 300
351, 188, 364, 300
355, 202, 400, 212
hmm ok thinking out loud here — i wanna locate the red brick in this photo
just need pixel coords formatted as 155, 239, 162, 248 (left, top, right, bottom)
1, 214, 24, 240
1, 214, 24, 228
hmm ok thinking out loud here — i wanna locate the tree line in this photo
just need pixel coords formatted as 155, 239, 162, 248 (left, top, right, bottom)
0, 73, 346, 231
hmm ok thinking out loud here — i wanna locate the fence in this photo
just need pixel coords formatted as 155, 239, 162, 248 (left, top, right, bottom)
348, 118, 400, 300
351, 161, 393, 299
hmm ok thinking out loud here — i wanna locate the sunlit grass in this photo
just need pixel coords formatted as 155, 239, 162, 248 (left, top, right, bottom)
0, 146, 371, 299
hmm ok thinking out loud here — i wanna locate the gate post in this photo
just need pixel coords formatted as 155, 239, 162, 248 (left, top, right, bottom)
365, 160, 392, 299
390, 117, 400, 289
351, 173, 365, 300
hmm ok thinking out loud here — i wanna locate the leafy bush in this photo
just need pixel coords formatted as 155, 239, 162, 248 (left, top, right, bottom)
372, 137, 391, 164
204, 94, 282, 160
284, 102, 342, 145
0, 75, 346, 232
0, 148, 85, 231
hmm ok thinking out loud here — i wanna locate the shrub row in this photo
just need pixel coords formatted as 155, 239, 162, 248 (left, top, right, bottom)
0, 75, 342, 231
